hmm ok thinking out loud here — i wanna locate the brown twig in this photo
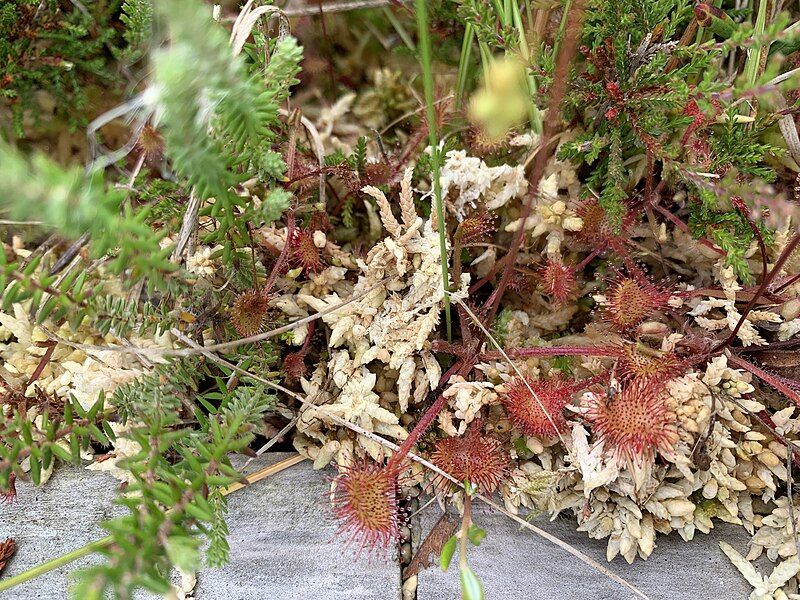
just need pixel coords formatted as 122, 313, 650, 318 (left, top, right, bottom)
24, 341, 56, 392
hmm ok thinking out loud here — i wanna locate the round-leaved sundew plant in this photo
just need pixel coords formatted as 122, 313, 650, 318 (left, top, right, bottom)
431, 421, 508, 494
331, 459, 400, 557
456, 211, 497, 244
501, 376, 579, 439
230, 288, 270, 337
598, 274, 674, 332
614, 344, 686, 384
290, 227, 326, 273
575, 198, 627, 253
582, 378, 679, 468
537, 258, 578, 305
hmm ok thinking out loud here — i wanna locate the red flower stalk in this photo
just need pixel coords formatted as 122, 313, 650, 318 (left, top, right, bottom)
430, 421, 508, 494
479, 344, 620, 361
501, 376, 579, 438
583, 379, 678, 466
331, 459, 400, 556
537, 259, 577, 304
290, 228, 325, 273
600, 274, 672, 331
230, 289, 270, 337
384, 361, 467, 476
728, 354, 800, 406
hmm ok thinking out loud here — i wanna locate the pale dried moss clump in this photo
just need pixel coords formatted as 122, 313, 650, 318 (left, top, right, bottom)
285, 169, 469, 464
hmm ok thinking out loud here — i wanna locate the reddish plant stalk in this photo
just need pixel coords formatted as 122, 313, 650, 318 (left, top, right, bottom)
727, 354, 800, 406
755, 410, 800, 470
479, 344, 621, 361
772, 273, 800, 294
25, 341, 56, 391
650, 202, 726, 256
730, 196, 768, 282
468, 252, 513, 294
574, 247, 603, 272
263, 211, 296, 296
712, 232, 800, 354
385, 359, 468, 475
482, 0, 586, 324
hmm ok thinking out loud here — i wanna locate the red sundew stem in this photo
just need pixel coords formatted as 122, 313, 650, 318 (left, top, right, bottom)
730, 196, 768, 283
385, 359, 469, 475
772, 273, 800, 295
754, 410, 800, 470
468, 253, 513, 294
712, 232, 800, 354
575, 247, 603, 273
684, 286, 785, 304
297, 320, 316, 355
727, 354, 800, 406
649, 202, 726, 256
481, 0, 586, 325
263, 211, 296, 296
25, 341, 56, 391
479, 345, 621, 361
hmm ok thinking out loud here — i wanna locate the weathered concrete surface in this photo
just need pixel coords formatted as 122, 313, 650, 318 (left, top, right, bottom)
0, 454, 402, 599
193, 453, 402, 599
0, 454, 763, 600
414, 503, 754, 600
0, 464, 123, 598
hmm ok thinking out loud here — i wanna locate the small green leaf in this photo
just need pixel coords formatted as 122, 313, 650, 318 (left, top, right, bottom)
165, 535, 201, 572
51, 443, 74, 463
467, 525, 486, 547
30, 455, 41, 485
459, 566, 485, 600
440, 535, 457, 572
185, 500, 215, 522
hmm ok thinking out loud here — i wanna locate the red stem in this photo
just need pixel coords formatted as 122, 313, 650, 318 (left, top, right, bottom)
481, 0, 586, 324
730, 196, 768, 283
263, 211, 296, 296
712, 232, 800, 354
650, 202, 726, 256
25, 341, 56, 391
479, 344, 620, 361
728, 354, 800, 406
754, 410, 800, 469
385, 359, 468, 474
772, 273, 800, 294
575, 247, 603, 272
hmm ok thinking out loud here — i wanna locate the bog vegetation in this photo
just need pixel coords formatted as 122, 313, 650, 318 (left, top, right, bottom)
2, 1, 800, 598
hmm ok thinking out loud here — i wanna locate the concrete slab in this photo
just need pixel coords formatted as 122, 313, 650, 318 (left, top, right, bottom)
0, 464, 122, 598
414, 503, 754, 600
0, 455, 762, 600
0, 454, 402, 599
193, 453, 402, 599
